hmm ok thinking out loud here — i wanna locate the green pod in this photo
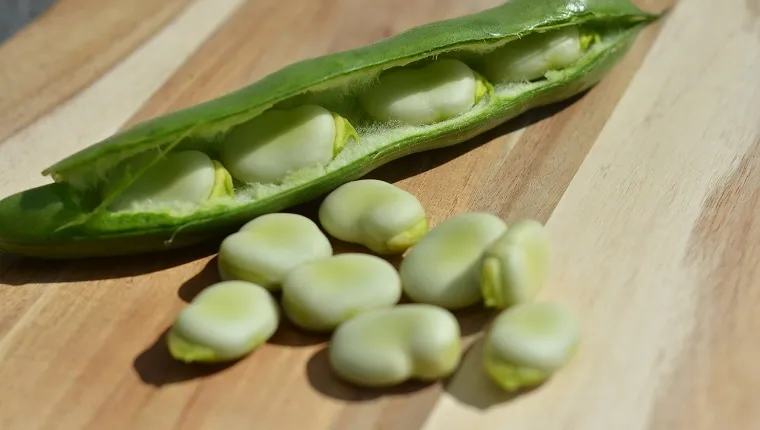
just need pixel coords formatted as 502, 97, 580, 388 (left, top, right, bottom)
0, 0, 658, 258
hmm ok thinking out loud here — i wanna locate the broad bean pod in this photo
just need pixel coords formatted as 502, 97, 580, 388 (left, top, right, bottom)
0, 0, 657, 258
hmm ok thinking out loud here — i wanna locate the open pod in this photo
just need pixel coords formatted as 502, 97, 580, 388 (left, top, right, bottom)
0, 0, 658, 258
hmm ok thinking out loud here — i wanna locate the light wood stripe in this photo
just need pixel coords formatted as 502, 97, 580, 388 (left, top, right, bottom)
0, 0, 191, 144
423, 0, 760, 428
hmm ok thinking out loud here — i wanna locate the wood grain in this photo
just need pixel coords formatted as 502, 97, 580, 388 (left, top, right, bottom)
3, 0, 759, 429
0, 0, 192, 143
423, 0, 760, 428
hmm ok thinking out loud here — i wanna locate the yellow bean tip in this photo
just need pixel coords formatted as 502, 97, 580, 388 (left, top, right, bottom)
483, 342, 550, 392
384, 216, 430, 254
481, 256, 506, 309
332, 112, 360, 156
167, 328, 222, 364
579, 27, 602, 51
473, 69, 493, 105
208, 160, 235, 200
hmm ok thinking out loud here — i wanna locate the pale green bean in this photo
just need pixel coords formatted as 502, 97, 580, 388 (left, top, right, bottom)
282, 253, 402, 332
167, 280, 280, 363
480, 219, 550, 308
484, 302, 580, 392
329, 304, 462, 387
218, 213, 333, 291
318, 179, 428, 254
399, 212, 507, 309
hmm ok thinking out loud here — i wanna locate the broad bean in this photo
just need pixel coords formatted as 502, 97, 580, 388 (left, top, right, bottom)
328, 304, 461, 387
0, 0, 657, 258
281, 253, 401, 332
481, 27, 585, 83
399, 212, 507, 309
167, 280, 279, 363
360, 59, 489, 126
220, 105, 357, 184
484, 302, 580, 392
217, 213, 333, 291
480, 219, 550, 308
318, 179, 428, 254
109, 150, 232, 212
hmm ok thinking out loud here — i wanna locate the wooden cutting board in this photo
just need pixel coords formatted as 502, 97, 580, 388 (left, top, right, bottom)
2, 0, 759, 429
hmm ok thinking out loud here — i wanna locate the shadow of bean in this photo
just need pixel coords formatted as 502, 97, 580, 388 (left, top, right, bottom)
176, 256, 222, 302
451, 304, 496, 337
443, 335, 542, 409
267, 317, 331, 347
305, 346, 436, 402
132, 327, 238, 387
